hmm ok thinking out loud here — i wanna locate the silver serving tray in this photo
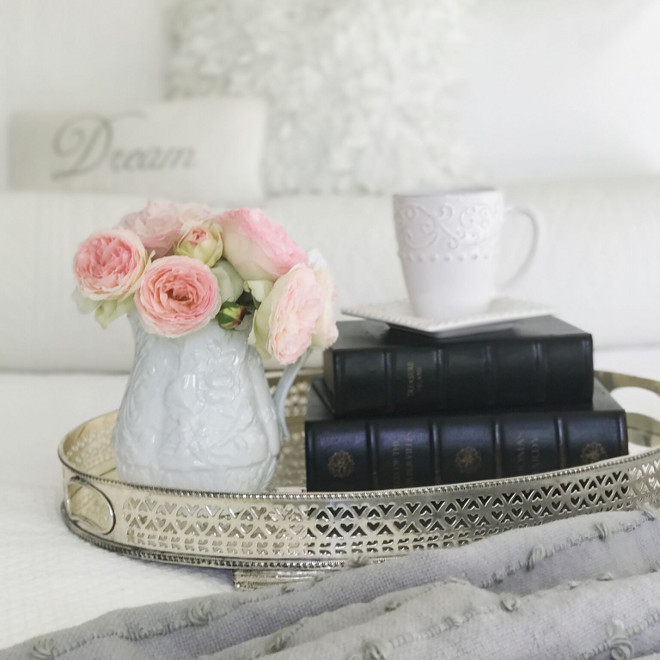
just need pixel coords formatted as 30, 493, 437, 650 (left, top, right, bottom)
59, 370, 660, 588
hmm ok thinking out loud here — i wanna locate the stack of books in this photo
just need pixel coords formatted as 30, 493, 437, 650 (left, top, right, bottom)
304, 316, 628, 492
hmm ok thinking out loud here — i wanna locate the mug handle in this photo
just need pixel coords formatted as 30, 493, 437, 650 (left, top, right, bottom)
498, 205, 541, 291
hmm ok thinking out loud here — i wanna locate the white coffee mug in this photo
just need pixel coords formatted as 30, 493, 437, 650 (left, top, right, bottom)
393, 187, 541, 319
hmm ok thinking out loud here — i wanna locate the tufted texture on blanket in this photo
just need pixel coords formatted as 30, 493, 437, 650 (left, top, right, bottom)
4, 507, 660, 659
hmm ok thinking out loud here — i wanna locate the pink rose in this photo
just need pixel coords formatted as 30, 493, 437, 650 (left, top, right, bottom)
250, 264, 325, 364
135, 256, 221, 337
74, 228, 148, 300
119, 201, 214, 258
219, 208, 308, 281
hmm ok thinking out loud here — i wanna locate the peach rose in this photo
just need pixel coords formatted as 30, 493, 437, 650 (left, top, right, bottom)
219, 208, 308, 281
135, 256, 221, 337
74, 228, 148, 301
119, 201, 214, 258
250, 264, 325, 364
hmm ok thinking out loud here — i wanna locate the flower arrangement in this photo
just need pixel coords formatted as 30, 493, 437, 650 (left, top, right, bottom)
73, 200, 338, 364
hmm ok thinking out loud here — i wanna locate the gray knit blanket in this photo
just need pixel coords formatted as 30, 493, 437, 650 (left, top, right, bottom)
4, 508, 660, 659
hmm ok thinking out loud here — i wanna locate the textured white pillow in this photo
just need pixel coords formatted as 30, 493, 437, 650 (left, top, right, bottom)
167, 0, 472, 195
7, 98, 267, 205
462, 0, 660, 182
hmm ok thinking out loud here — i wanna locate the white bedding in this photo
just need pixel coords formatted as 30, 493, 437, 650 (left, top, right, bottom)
0, 373, 233, 650
1, 345, 660, 649
3, 0, 660, 651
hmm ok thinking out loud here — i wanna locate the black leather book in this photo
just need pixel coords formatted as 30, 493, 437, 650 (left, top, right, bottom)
323, 317, 594, 417
305, 378, 627, 492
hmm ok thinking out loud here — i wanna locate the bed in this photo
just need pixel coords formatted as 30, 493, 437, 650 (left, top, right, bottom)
2, 0, 660, 655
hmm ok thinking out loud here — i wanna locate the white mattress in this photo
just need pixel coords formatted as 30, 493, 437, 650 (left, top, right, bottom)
1, 345, 660, 649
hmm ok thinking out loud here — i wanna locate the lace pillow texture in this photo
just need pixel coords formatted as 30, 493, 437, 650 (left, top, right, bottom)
167, 0, 472, 195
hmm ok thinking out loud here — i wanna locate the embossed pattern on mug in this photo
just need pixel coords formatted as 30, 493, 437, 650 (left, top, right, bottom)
394, 201, 502, 263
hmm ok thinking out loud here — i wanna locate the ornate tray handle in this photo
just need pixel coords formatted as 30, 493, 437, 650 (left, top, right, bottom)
65, 476, 116, 536
58, 371, 660, 589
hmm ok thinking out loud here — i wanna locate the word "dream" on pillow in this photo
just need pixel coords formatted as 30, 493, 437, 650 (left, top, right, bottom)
8, 98, 266, 205
50, 112, 195, 179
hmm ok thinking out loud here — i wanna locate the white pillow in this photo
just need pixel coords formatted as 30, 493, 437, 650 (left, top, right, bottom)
462, 0, 660, 182
167, 0, 473, 196
7, 98, 267, 205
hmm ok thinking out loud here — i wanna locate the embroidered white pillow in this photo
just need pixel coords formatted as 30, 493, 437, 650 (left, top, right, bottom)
7, 98, 266, 205
167, 0, 472, 195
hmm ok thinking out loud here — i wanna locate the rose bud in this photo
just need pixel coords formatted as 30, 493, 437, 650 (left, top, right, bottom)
217, 301, 247, 330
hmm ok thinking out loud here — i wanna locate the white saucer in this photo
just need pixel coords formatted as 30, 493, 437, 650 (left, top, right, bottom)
341, 297, 554, 338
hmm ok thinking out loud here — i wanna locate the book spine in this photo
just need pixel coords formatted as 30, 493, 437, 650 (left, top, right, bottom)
324, 335, 594, 417
305, 407, 626, 492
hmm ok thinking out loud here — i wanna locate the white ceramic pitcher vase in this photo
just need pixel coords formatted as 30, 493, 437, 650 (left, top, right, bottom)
111, 312, 298, 493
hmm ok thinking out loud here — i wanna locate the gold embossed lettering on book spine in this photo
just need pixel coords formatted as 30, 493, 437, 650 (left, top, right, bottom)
60, 371, 660, 589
